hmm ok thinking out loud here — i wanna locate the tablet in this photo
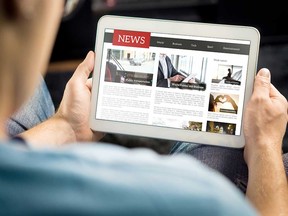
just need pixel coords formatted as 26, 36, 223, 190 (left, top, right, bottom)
89, 15, 260, 148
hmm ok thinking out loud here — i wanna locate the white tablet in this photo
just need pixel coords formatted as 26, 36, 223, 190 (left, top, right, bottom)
89, 15, 260, 148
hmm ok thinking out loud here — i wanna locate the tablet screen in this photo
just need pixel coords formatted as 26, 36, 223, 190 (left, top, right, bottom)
94, 27, 251, 137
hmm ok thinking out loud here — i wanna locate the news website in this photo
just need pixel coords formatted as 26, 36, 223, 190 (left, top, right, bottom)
95, 28, 251, 136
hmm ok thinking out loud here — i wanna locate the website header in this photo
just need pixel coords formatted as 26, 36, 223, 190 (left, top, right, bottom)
112, 30, 151, 48
104, 31, 250, 55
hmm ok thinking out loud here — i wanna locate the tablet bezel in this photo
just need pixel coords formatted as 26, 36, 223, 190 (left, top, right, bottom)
90, 15, 260, 148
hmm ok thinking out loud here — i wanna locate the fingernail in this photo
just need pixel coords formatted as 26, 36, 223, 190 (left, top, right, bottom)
85, 51, 93, 60
258, 68, 270, 78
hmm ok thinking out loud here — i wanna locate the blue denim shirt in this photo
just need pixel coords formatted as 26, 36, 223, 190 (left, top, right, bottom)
0, 141, 258, 216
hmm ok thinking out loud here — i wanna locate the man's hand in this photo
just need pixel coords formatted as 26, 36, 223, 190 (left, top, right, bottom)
244, 68, 287, 164
21, 51, 105, 147
56, 51, 105, 142
169, 74, 185, 83
243, 68, 288, 216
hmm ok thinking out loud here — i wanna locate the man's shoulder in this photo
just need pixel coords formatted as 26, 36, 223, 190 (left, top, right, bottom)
0, 142, 257, 216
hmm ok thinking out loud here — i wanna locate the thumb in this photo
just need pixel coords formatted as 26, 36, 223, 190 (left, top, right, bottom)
253, 68, 271, 96
73, 51, 95, 83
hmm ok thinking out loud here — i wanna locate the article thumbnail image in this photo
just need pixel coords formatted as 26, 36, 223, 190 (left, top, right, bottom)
208, 93, 239, 114
156, 53, 207, 91
206, 121, 236, 135
183, 121, 202, 131
105, 49, 155, 86
212, 64, 242, 85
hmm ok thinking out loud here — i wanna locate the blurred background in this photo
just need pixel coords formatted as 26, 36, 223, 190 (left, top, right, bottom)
45, 0, 288, 153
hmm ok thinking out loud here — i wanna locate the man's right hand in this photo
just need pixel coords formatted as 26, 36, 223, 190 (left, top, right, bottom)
169, 74, 185, 83
243, 68, 288, 216
243, 68, 287, 165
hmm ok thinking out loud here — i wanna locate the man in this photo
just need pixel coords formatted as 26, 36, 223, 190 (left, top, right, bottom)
157, 53, 186, 87
0, 1, 287, 215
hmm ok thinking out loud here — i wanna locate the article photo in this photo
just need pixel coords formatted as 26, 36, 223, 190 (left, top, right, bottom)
208, 92, 239, 114
211, 64, 242, 85
105, 49, 155, 86
156, 53, 207, 91
206, 121, 236, 135
182, 121, 202, 131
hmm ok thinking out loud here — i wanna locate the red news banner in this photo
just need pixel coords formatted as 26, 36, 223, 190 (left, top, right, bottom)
112, 30, 151, 48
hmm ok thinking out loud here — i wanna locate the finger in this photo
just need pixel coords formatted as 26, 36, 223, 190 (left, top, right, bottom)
86, 78, 92, 91
73, 51, 95, 83
269, 84, 281, 98
271, 84, 288, 122
252, 68, 271, 97
270, 84, 288, 111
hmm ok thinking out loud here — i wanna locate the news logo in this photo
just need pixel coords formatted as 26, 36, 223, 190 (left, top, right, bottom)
112, 30, 151, 48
